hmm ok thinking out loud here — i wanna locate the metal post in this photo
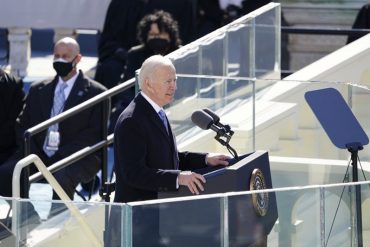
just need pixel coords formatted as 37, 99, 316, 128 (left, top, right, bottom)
101, 98, 109, 201
249, 18, 256, 151
350, 148, 363, 247
221, 196, 229, 247
320, 187, 325, 247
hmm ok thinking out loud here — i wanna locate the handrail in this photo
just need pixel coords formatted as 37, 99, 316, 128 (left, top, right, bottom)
280, 26, 370, 77
29, 134, 114, 183
25, 78, 135, 136
12, 154, 102, 247
281, 26, 370, 36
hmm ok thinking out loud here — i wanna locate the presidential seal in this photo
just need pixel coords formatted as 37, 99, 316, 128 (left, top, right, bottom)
250, 168, 269, 216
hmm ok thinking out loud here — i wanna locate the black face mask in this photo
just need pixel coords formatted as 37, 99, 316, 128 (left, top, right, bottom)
146, 38, 170, 55
53, 58, 76, 77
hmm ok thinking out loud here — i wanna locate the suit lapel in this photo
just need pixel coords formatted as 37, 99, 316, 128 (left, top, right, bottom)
138, 94, 171, 141
137, 94, 179, 169
64, 72, 88, 110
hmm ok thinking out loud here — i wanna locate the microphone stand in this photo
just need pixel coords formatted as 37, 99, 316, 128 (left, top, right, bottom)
213, 125, 239, 160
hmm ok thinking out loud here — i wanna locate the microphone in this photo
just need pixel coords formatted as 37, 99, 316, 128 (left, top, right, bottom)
191, 110, 226, 136
191, 110, 213, 130
191, 109, 239, 159
202, 108, 232, 132
202, 108, 220, 125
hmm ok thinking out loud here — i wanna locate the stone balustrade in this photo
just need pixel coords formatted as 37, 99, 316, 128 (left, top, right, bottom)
0, 0, 110, 77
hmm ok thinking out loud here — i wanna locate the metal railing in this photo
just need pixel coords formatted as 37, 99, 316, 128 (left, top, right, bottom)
12, 154, 102, 247
281, 26, 370, 36
280, 26, 370, 77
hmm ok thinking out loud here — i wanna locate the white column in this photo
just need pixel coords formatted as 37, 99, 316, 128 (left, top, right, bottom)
8, 28, 31, 77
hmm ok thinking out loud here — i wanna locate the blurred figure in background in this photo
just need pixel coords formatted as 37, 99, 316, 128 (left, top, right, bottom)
0, 68, 25, 164
197, 0, 271, 37
347, 3, 370, 44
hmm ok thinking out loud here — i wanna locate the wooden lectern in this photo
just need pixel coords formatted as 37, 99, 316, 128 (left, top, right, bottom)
159, 150, 278, 246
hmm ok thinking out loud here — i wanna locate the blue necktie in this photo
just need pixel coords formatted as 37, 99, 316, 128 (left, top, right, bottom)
159, 110, 178, 169
158, 110, 169, 134
43, 83, 68, 156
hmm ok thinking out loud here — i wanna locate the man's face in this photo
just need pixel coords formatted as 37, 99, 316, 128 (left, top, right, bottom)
146, 64, 177, 107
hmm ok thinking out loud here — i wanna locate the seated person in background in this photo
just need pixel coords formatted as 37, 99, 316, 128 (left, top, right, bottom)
0, 37, 107, 217
0, 68, 25, 164
109, 10, 181, 133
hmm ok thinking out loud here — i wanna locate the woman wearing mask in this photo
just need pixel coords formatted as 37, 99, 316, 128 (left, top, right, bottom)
123, 10, 181, 82
109, 10, 181, 133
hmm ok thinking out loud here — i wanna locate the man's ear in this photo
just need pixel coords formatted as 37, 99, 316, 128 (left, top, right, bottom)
74, 54, 82, 66
145, 78, 152, 89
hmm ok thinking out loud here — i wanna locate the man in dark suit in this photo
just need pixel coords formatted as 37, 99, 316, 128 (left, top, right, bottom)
114, 55, 229, 203
110, 55, 229, 246
0, 37, 107, 211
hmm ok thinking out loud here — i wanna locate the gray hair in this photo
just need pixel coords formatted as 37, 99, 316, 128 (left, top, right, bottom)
138, 55, 174, 89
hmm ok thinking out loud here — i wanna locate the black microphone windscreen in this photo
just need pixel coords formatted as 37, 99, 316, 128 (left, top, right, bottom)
191, 110, 214, 130
202, 108, 220, 124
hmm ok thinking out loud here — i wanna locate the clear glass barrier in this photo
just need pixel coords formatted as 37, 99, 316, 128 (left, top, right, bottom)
0, 198, 14, 245
169, 75, 254, 154
3, 181, 370, 246
169, 76, 370, 189
229, 182, 370, 247
0, 197, 126, 247
126, 181, 370, 247
128, 196, 224, 246
167, 3, 280, 79
254, 7, 280, 79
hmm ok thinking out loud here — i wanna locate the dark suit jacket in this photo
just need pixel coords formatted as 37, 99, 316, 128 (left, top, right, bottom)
0, 70, 25, 163
16, 71, 107, 177
113, 93, 207, 203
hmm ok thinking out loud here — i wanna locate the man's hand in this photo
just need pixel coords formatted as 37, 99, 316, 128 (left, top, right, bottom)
178, 171, 206, 195
206, 154, 230, 166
